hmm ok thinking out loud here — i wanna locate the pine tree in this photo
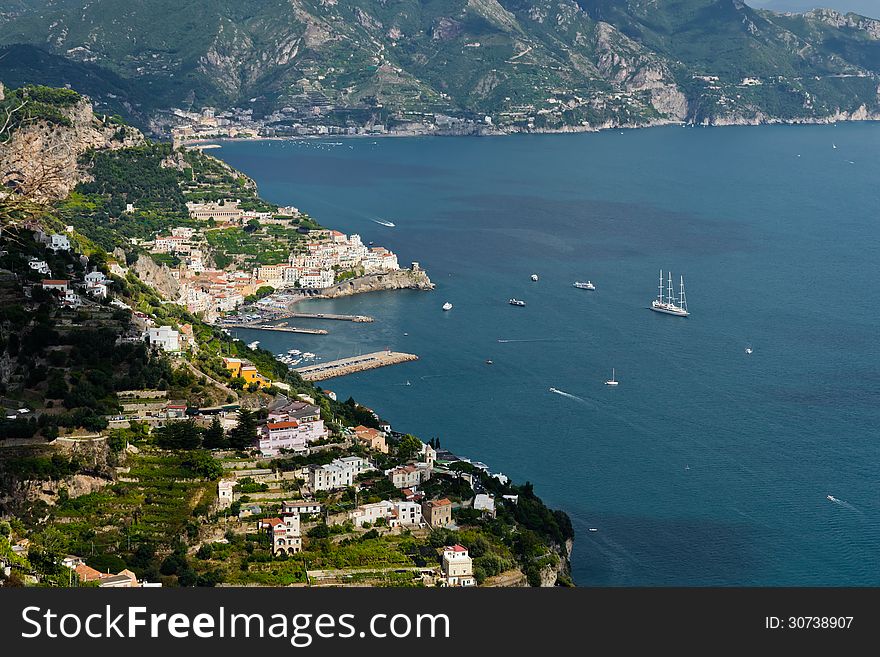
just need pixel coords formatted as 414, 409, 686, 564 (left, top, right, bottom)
228, 409, 256, 450
202, 416, 227, 449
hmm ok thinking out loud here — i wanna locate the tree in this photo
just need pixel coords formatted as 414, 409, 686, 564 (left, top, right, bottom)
155, 419, 201, 450
228, 408, 256, 451
202, 416, 227, 449
396, 434, 422, 462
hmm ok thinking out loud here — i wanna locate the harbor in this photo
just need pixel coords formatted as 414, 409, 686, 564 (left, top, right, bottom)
224, 322, 328, 335
287, 312, 374, 322
294, 351, 418, 381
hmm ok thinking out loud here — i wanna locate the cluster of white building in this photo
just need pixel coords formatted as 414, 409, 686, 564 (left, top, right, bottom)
254, 230, 400, 290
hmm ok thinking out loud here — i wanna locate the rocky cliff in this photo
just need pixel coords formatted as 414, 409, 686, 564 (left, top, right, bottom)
0, 87, 144, 202
311, 268, 434, 299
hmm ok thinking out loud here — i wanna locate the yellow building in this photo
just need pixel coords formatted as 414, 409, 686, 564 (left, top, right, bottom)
223, 357, 272, 389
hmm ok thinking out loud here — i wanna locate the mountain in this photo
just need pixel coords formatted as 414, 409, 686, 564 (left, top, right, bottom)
0, 0, 879, 133
748, 2, 879, 20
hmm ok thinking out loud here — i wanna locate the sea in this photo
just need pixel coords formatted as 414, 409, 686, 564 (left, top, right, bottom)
213, 124, 880, 586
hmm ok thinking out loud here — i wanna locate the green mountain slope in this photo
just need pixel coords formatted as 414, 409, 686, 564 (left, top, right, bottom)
0, 0, 879, 131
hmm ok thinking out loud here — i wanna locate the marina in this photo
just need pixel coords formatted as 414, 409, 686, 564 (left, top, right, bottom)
225, 322, 328, 335
294, 351, 419, 382
287, 312, 374, 322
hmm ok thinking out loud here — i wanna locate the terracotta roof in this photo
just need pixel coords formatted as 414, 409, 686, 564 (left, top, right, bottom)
75, 564, 105, 582
42, 279, 68, 285
446, 544, 468, 553
268, 421, 299, 430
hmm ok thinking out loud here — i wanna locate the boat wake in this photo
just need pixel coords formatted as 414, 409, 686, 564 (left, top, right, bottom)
826, 495, 861, 513
549, 387, 591, 405
498, 338, 564, 344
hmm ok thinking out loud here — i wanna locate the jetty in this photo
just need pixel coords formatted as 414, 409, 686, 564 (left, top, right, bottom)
288, 312, 374, 323
224, 323, 328, 335
294, 351, 418, 381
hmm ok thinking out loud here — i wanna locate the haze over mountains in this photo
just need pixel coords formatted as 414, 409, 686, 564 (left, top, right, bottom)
748, 2, 878, 19
1, 1, 879, 133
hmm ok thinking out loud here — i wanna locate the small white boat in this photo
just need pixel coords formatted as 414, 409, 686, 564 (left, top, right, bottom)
531, 273, 539, 282
247, 340, 260, 349
405, 380, 411, 386
442, 302, 453, 311
302, 352, 316, 359
605, 368, 619, 386
745, 347, 753, 355
827, 495, 838, 502
508, 298, 526, 307
486, 360, 493, 365
573, 281, 596, 290
372, 218, 396, 227
288, 349, 301, 355
588, 528, 598, 532
833, 143, 838, 149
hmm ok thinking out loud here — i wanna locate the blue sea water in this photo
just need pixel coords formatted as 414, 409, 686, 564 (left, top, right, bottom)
213, 124, 880, 586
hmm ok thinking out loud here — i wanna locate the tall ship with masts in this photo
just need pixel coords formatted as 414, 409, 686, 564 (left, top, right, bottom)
650, 270, 689, 317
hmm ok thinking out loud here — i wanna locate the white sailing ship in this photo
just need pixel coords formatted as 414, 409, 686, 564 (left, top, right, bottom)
650, 270, 689, 317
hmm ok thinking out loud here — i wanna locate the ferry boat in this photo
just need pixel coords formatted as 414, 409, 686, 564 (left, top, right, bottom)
531, 273, 539, 282
650, 270, 689, 317
442, 302, 453, 311
508, 298, 526, 307
573, 281, 596, 290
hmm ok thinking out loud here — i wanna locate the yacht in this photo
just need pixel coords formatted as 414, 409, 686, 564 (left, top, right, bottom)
442, 302, 453, 311
531, 273, 539, 282
604, 368, 619, 386
508, 298, 526, 307
302, 352, 316, 359
247, 340, 260, 349
288, 349, 301, 355
573, 281, 596, 290
372, 218, 396, 227
650, 270, 689, 317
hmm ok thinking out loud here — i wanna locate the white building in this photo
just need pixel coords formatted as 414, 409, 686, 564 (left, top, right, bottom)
48, 233, 70, 252
262, 514, 302, 556
28, 259, 50, 275
218, 480, 235, 510
350, 501, 393, 527
281, 500, 322, 516
390, 500, 423, 527
309, 456, 371, 492
473, 493, 496, 518
146, 326, 180, 352
442, 545, 475, 587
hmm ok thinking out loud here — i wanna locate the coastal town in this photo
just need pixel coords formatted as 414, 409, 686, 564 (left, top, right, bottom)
0, 84, 573, 589
148, 197, 405, 322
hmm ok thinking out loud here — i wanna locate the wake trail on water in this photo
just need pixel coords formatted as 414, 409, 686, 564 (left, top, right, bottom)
498, 338, 568, 344
548, 387, 595, 407
827, 496, 862, 514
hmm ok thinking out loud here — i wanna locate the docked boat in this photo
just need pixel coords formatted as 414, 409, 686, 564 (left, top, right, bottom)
288, 349, 301, 355
302, 352, 316, 359
442, 302, 453, 311
508, 298, 526, 307
531, 274, 539, 282
650, 270, 689, 317
604, 368, 619, 386
573, 281, 596, 290
247, 340, 260, 349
